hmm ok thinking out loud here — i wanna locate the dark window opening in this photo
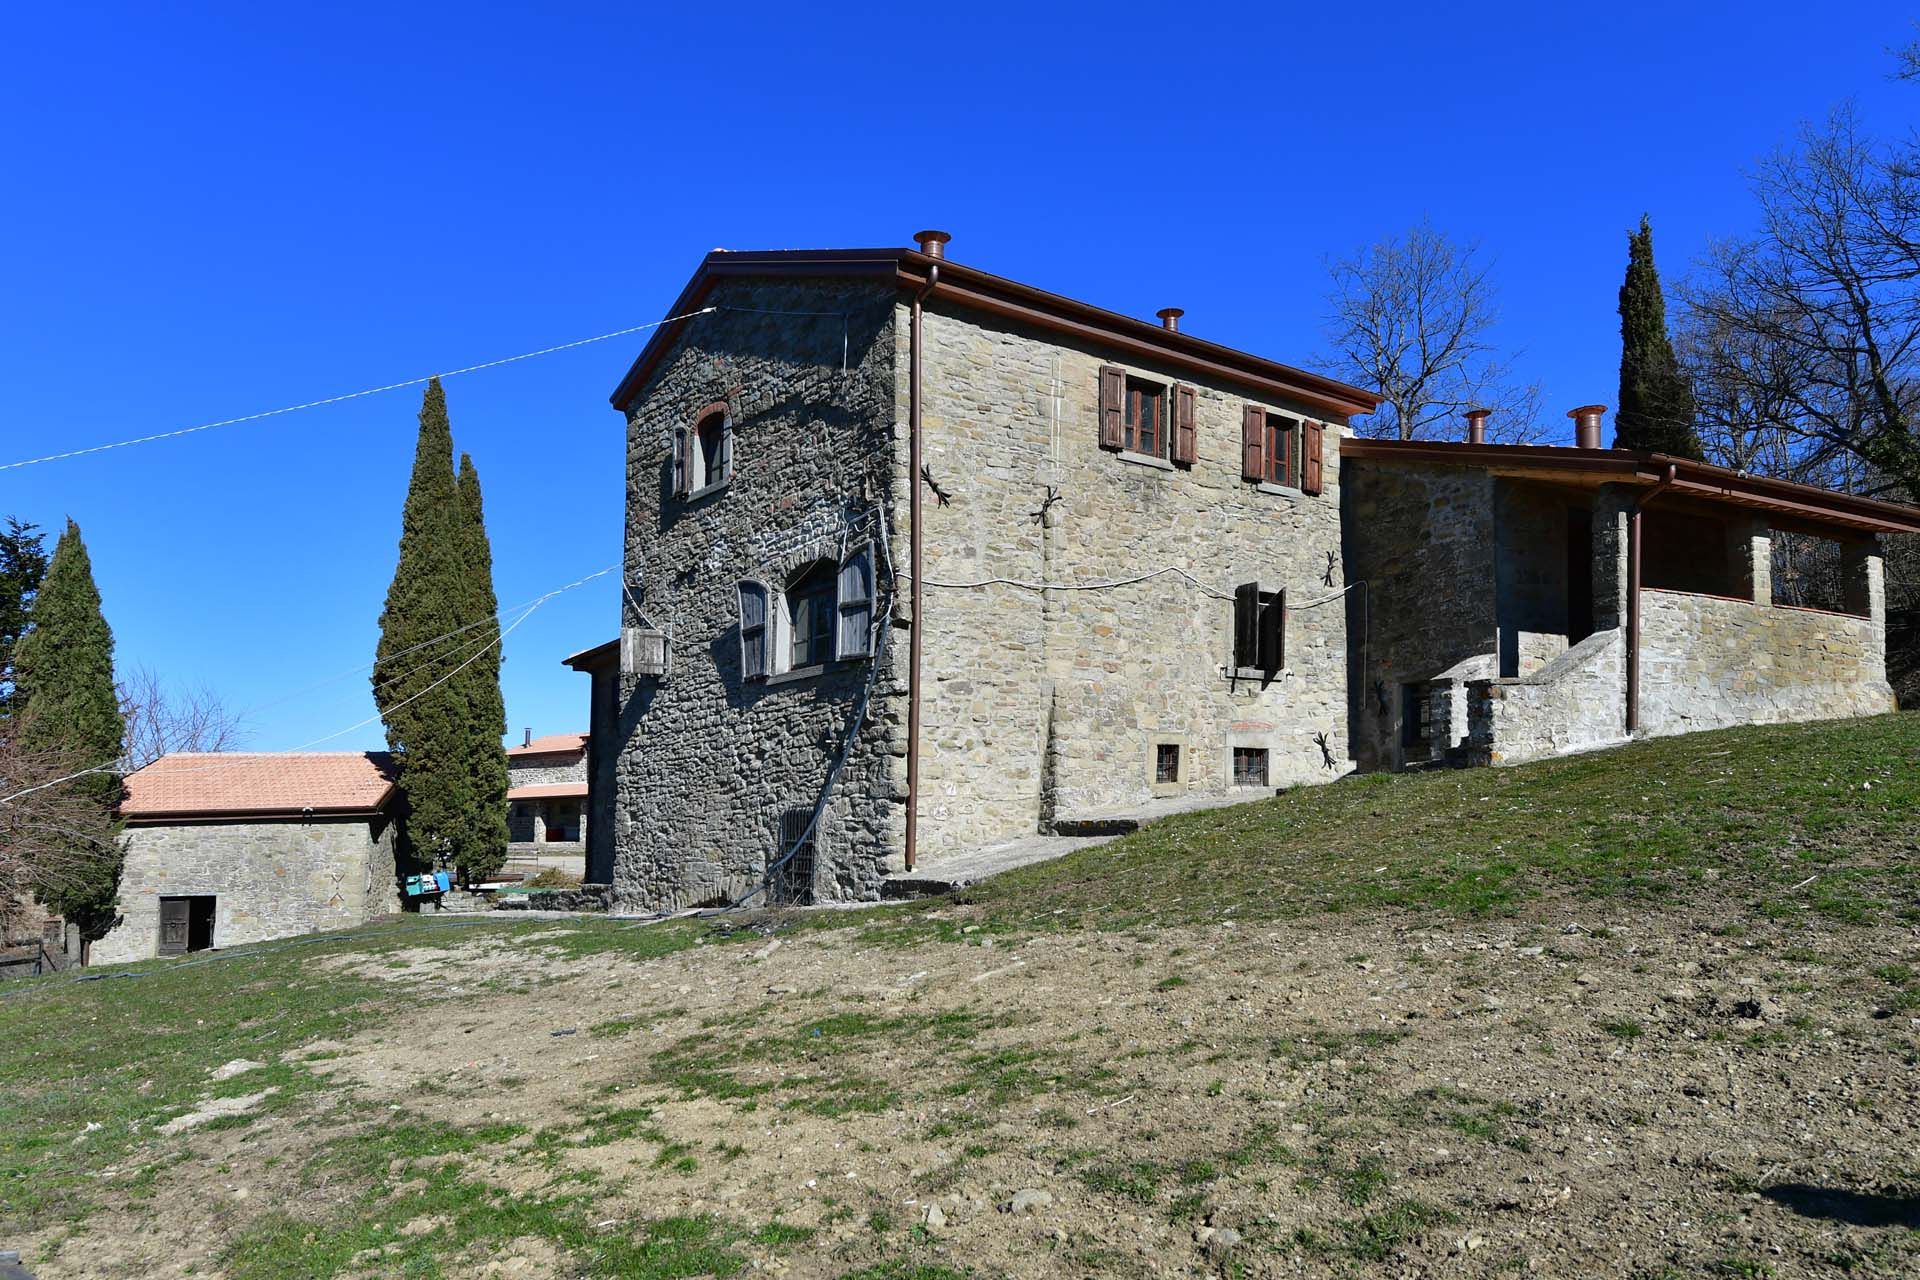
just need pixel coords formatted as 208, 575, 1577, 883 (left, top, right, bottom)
543, 801, 581, 843
1155, 743, 1181, 785
158, 895, 214, 957
1566, 508, 1594, 643
1232, 747, 1270, 787
1232, 583, 1286, 676
1265, 413, 1297, 486
1642, 510, 1735, 596
1400, 685, 1432, 761
787, 560, 837, 669
769, 809, 817, 906
1125, 378, 1165, 457
695, 412, 728, 489
508, 802, 535, 843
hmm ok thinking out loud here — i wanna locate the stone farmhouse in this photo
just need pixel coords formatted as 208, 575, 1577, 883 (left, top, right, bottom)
95, 752, 400, 963
596, 232, 1920, 914
505, 730, 590, 878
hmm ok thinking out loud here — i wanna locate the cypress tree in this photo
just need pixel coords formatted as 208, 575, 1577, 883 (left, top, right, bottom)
14, 519, 127, 940
0, 518, 49, 720
373, 379, 476, 876
455, 453, 508, 883
1615, 215, 1704, 458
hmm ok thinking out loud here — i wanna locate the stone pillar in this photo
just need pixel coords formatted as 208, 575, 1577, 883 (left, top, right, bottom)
532, 807, 547, 846
1591, 486, 1634, 632
1843, 537, 1886, 638
1725, 517, 1772, 604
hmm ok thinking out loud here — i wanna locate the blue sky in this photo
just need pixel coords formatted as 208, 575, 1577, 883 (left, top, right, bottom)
3, 3, 1914, 752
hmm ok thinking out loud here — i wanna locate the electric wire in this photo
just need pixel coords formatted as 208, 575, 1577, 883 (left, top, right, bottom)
0, 309, 720, 472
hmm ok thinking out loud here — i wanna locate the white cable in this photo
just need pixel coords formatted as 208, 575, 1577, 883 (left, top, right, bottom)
903, 564, 1238, 601
0, 309, 718, 472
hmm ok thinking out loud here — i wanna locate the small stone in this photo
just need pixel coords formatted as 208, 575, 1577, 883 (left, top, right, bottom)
210, 1059, 264, 1082
1205, 1227, 1242, 1259
924, 1203, 946, 1231
1002, 1189, 1053, 1215
1574, 973, 1596, 987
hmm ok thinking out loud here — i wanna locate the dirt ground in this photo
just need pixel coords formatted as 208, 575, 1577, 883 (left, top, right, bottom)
24, 900, 1920, 1279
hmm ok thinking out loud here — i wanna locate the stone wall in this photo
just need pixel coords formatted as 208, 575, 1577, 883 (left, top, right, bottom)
507, 753, 586, 788
1638, 587, 1894, 736
1342, 460, 1498, 769
92, 816, 398, 964
611, 277, 902, 911
906, 300, 1355, 860
1466, 628, 1629, 765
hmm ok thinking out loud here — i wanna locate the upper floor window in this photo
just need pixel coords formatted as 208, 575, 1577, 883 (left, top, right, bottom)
672, 402, 733, 500
1099, 365, 1196, 465
1241, 407, 1324, 495
786, 560, 838, 670
736, 543, 875, 682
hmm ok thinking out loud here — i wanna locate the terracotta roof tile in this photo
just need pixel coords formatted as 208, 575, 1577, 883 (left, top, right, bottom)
120, 752, 398, 821
507, 733, 588, 758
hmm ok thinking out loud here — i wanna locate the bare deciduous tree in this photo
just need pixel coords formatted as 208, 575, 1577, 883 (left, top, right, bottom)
1322, 221, 1543, 442
118, 666, 246, 770
1681, 106, 1920, 503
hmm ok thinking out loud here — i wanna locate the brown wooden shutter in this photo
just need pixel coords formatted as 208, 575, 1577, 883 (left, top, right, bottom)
1172, 384, 1197, 465
1302, 421, 1325, 495
671, 426, 690, 498
1098, 365, 1126, 450
1259, 589, 1286, 675
1233, 582, 1260, 670
1241, 406, 1265, 481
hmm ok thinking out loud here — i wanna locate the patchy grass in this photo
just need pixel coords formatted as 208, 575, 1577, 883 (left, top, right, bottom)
931, 713, 1920, 933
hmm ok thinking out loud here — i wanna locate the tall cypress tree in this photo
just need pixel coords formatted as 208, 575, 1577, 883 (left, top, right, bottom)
0, 518, 49, 720
373, 379, 476, 876
455, 453, 508, 882
14, 519, 126, 941
1615, 215, 1704, 458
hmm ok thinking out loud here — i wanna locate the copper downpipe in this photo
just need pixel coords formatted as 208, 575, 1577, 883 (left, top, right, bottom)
905, 236, 944, 871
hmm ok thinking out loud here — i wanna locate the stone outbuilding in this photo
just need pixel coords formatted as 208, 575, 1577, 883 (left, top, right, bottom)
563, 639, 620, 886
505, 731, 590, 878
596, 233, 1920, 914
93, 752, 400, 963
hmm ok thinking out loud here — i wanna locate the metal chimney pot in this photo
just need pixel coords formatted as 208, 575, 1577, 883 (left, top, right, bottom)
1156, 307, 1184, 332
1465, 408, 1491, 444
1569, 404, 1606, 449
913, 229, 951, 259
522, 728, 532, 747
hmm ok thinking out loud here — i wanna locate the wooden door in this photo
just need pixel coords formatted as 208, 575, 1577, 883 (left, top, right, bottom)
158, 897, 189, 956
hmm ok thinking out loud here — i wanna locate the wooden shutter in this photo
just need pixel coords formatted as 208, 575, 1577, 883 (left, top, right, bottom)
1172, 384, 1197, 465
836, 544, 874, 659
717, 416, 734, 484
1233, 582, 1260, 670
1241, 406, 1265, 481
1302, 421, 1324, 495
737, 580, 770, 680
1098, 365, 1126, 450
671, 426, 690, 498
1259, 589, 1286, 675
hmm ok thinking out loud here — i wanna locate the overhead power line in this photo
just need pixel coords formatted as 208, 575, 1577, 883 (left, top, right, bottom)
0, 308, 718, 472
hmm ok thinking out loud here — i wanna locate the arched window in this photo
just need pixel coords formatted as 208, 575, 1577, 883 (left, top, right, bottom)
672, 402, 732, 498
786, 560, 837, 670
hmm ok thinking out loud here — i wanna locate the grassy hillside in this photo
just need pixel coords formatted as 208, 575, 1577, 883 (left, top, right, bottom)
3, 713, 1917, 1279
949, 711, 1920, 934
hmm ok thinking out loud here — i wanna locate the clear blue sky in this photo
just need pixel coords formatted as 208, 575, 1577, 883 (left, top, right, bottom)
3, 3, 1914, 752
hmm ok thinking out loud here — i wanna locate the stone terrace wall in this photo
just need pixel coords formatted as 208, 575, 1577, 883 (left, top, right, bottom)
905, 300, 1354, 860
93, 817, 398, 964
612, 278, 902, 911
1342, 460, 1497, 770
1638, 589, 1894, 737
1466, 629, 1628, 766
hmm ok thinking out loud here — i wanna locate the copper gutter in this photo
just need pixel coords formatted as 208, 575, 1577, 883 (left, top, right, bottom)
1626, 463, 1679, 735
905, 235, 944, 872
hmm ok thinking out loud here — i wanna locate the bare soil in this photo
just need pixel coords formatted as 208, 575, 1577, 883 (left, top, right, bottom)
23, 897, 1920, 1279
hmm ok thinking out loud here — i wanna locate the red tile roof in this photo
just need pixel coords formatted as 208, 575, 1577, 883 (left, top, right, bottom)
120, 752, 398, 822
507, 733, 588, 758
507, 781, 589, 801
